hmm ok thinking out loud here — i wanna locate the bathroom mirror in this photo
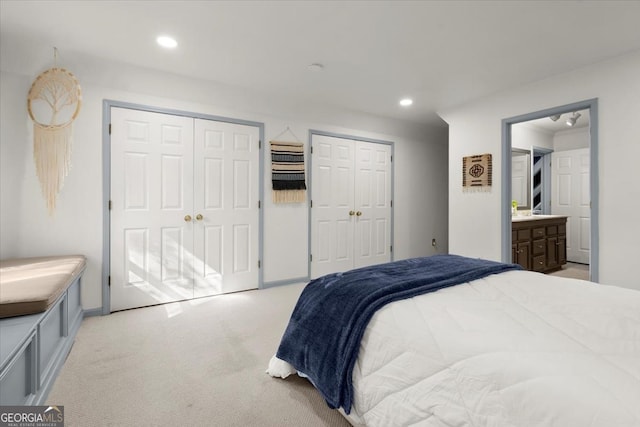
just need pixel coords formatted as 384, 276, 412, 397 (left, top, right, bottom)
511, 148, 530, 210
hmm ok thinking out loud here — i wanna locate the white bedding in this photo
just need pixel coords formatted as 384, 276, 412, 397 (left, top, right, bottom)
270, 269, 640, 427
345, 270, 640, 427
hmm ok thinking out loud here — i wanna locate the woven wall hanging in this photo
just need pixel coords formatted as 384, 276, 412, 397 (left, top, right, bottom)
27, 50, 82, 214
462, 153, 492, 192
270, 140, 307, 203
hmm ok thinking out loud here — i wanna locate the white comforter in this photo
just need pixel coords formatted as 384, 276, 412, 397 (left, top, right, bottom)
343, 270, 640, 427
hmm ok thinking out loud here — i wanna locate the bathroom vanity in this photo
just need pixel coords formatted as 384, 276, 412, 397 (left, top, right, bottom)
512, 215, 567, 273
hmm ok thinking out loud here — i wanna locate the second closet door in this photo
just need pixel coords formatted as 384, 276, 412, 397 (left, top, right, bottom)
311, 134, 391, 279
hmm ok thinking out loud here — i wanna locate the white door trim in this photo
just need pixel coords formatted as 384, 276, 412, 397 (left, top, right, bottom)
102, 100, 264, 314
308, 129, 394, 279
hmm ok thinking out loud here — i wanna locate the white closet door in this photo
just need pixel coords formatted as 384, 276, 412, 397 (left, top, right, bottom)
311, 135, 356, 279
354, 141, 392, 269
552, 148, 590, 264
193, 119, 260, 296
310, 134, 392, 279
111, 108, 260, 311
110, 107, 195, 311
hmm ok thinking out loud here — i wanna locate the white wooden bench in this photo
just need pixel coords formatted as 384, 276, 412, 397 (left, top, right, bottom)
0, 255, 86, 405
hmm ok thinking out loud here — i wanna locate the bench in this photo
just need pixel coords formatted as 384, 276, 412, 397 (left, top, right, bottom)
0, 255, 86, 405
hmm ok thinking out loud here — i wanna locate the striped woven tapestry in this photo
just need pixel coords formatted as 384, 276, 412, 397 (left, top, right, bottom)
463, 153, 492, 192
270, 141, 306, 203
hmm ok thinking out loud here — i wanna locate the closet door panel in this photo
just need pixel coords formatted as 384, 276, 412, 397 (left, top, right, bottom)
310, 135, 355, 279
110, 107, 194, 311
354, 141, 391, 269
193, 119, 260, 296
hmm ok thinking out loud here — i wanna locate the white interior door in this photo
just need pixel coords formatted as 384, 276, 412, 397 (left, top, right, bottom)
552, 148, 590, 264
310, 135, 355, 279
110, 108, 195, 311
111, 108, 260, 311
193, 119, 260, 296
354, 141, 392, 269
310, 134, 392, 279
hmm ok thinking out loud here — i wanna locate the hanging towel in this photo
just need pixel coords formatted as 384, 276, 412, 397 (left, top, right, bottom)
270, 141, 306, 203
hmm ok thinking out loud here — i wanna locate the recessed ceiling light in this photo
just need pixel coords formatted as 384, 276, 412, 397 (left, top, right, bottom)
399, 98, 413, 107
157, 35, 178, 49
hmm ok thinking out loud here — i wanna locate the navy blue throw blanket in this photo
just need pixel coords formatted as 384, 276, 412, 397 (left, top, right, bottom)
275, 254, 521, 413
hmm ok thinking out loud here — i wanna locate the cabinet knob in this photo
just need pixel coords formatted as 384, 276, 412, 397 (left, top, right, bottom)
195, 214, 203, 221
184, 215, 192, 222
349, 210, 355, 216
356, 211, 362, 216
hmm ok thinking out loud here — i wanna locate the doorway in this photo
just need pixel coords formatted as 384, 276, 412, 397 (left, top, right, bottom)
501, 99, 599, 282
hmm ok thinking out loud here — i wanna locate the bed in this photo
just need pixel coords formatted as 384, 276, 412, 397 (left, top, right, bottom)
267, 254, 640, 427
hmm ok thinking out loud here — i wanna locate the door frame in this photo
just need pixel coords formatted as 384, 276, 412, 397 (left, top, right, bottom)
501, 98, 598, 282
102, 100, 265, 315
307, 129, 395, 279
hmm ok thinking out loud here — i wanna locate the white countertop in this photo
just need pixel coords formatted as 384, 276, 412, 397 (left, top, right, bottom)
512, 214, 568, 222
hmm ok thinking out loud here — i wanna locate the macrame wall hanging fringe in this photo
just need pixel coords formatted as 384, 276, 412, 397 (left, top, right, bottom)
270, 139, 307, 204
33, 124, 73, 213
462, 153, 492, 193
27, 48, 82, 214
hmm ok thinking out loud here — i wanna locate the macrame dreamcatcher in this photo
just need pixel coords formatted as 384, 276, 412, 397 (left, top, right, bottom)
27, 50, 82, 214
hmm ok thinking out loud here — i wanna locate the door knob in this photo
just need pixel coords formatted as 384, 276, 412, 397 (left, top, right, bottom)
195, 214, 203, 221
184, 215, 192, 222
356, 211, 362, 216
349, 210, 355, 216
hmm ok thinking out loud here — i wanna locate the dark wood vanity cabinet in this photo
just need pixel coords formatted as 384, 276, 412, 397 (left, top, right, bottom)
512, 216, 567, 273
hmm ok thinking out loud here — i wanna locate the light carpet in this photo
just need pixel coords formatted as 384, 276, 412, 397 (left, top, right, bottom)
47, 283, 350, 427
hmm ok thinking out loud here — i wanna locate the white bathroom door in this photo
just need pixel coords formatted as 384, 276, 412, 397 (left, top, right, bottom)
552, 148, 590, 264
192, 119, 260, 296
353, 141, 392, 269
110, 107, 195, 311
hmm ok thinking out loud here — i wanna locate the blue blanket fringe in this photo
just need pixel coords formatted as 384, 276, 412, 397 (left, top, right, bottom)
275, 254, 521, 413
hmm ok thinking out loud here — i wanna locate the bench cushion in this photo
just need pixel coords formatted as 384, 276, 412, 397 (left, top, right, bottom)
0, 255, 86, 318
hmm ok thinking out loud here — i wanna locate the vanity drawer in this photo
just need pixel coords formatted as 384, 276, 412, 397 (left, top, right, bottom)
516, 229, 531, 241
532, 227, 545, 238
533, 239, 545, 255
546, 225, 558, 236
532, 255, 546, 272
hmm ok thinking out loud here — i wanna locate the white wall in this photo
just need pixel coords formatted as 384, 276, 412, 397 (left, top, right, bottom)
553, 127, 589, 151
441, 50, 640, 290
0, 53, 448, 310
511, 125, 553, 151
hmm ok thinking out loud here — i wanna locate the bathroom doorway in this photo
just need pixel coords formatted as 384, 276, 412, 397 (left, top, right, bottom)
502, 99, 598, 282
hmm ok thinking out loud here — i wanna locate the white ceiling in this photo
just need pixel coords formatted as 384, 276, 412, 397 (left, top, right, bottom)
2, 1, 640, 127
523, 109, 590, 134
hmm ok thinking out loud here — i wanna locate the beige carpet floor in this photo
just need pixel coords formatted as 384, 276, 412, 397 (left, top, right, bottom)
47, 283, 350, 427
547, 262, 590, 281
